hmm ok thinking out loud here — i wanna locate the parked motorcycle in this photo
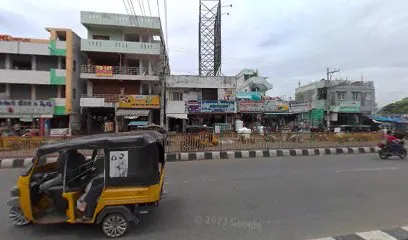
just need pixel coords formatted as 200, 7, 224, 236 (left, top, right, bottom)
378, 141, 407, 159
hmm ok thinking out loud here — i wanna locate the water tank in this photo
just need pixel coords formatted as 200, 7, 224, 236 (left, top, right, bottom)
235, 119, 244, 131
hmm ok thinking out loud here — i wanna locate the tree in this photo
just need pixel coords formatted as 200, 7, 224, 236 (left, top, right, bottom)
379, 97, 408, 114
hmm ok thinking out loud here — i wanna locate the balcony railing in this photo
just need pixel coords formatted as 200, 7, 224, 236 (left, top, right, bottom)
80, 65, 160, 76
82, 94, 121, 103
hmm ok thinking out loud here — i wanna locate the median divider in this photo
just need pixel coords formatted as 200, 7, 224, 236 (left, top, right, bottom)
0, 146, 379, 169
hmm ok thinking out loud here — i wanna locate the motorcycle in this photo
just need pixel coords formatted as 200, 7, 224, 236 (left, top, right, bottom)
378, 140, 407, 159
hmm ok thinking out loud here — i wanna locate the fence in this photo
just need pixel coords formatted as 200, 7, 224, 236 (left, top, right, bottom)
0, 132, 383, 158
165, 132, 383, 153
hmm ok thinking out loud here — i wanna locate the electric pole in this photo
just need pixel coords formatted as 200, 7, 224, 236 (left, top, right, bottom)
325, 67, 340, 130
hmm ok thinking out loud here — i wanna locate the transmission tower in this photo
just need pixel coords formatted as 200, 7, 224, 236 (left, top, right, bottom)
199, 0, 221, 76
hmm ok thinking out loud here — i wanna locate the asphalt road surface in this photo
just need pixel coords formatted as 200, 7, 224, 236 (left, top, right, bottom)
2, 154, 408, 240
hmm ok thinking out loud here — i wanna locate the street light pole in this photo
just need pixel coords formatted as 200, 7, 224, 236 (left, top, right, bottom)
325, 67, 340, 130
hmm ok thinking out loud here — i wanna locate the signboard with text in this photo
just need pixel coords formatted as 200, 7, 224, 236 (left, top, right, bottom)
263, 100, 289, 112
201, 100, 235, 113
118, 95, 160, 109
0, 99, 54, 117
95, 65, 113, 77
185, 100, 201, 113
238, 101, 264, 112
290, 102, 312, 113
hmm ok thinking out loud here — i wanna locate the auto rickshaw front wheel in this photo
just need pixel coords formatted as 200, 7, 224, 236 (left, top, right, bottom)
9, 207, 30, 226
102, 213, 129, 238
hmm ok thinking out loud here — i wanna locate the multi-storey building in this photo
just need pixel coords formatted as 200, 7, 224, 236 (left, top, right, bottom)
0, 28, 82, 136
295, 79, 376, 128
79, 11, 170, 134
165, 75, 237, 132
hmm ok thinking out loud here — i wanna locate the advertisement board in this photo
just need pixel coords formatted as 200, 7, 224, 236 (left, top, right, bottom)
118, 95, 160, 109
201, 100, 235, 113
0, 99, 54, 117
238, 101, 264, 112
95, 65, 113, 77
185, 100, 201, 113
290, 102, 312, 113
263, 100, 289, 112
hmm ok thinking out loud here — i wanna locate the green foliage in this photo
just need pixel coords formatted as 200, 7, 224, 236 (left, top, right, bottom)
379, 97, 408, 114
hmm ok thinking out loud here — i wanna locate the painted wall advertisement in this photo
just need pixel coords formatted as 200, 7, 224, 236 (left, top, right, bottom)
118, 95, 160, 109
238, 101, 264, 112
185, 100, 235, 113
95, 65, 113, 77
0, 99, 54, 118
218, 88, 236, 101
263, 100, 289, 112
289, 102, 312, 113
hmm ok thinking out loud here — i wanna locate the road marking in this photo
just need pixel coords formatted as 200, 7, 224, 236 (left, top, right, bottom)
336, 167, 399, 173
241, 151, 249, 158
180, 153, 189, 161
212, 152, 220, 159
255, 150, 263, 158
0, 159, 14, 168
308, 149, 315, 155
269, 150, 277, 157
295, 149, 303, 155
165, 178, 218, 185
196, 152, 205, 160
227, 151, 235, 159
356, 230, 398, 240
342, 147, 349, 153
307, 237, 336, 240
282, 149, 290, 156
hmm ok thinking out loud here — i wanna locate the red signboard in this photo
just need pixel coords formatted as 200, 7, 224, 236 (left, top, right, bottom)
95, 65, 113, 77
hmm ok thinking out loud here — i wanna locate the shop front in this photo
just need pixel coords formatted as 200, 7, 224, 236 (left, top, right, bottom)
186, 100, 235, 132
289, 102, 312, 129
116, 95, 160, 132
237, 101, 264, 130
329, 101, 361, 126
263, 100, 294, 131
0, 99, 54, 136
80, 97, 115, 134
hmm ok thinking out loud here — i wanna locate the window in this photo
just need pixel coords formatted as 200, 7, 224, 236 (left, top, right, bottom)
73, 60, 76, 71
337, 91, 346, 101
170, 92, 183, 101
141, 83, 150, 95
352, 92, 360, 101
201, 88, 218, 100
93, 35, 110, 40
0, 84, 6, 93
72, 88, 76, 99
364, 92, 372, 101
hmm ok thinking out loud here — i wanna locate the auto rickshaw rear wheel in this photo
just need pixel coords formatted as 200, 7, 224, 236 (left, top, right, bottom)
9, 207, 30, 226
102, 213, 129, 238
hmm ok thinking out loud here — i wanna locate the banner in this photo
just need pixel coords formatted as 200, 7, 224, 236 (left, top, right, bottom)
95, 65, 113, 77
238, 101, 264, 112
118, 95, 160, 109
290, 102, 312, 113
263, 100, 289, 112
201, 100, 235, 113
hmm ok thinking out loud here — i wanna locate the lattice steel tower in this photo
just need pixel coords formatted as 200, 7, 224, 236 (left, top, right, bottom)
199, 0, 221, 76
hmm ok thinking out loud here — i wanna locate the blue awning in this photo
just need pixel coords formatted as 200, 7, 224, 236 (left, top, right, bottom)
128, 121, 149, 126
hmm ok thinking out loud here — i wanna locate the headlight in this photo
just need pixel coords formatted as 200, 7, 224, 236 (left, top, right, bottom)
10, 186, 19, 197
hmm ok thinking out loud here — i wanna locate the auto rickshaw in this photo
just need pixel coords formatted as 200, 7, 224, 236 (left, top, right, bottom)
7, 130, 166, 238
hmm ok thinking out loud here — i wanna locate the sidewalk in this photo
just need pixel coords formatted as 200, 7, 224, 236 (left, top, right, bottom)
0, 146, 379, 169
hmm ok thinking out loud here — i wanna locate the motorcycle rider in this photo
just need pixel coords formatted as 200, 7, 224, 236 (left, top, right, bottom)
385, 130, 403, 154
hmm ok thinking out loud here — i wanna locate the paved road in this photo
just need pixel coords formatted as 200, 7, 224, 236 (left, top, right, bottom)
1, 154, 408, 239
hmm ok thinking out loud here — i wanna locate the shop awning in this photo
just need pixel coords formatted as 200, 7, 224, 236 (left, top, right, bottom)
128, 121, 149, 126
167, 113, 188, 120
116, 109, 150, 117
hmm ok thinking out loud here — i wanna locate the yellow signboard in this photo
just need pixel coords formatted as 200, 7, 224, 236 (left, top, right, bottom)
119, 95, 160, 109
95, 65, 113, 77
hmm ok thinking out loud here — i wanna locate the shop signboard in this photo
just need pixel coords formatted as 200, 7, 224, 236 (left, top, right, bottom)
263, 100, 289, 113
201, 100, 235, 113
50, 128, 70, 137
235, 92, 262, 101
95, 65, 113, 77
330, 101, 361, 113
118, 95, 160, 109
0, 99, 54, 117
290, 102, 312, 113
185, 100, 201, 113
238, 101, 264, 112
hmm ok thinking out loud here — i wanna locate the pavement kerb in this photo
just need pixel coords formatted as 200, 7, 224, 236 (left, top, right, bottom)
0, 146, 380, 169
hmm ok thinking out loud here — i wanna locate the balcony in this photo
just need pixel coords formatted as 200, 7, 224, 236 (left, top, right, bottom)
81, 11, 161, 31
0, 40, 66, 56
81, 39, 160, 55
80, 65, 160, 81
0, 69, 65, 85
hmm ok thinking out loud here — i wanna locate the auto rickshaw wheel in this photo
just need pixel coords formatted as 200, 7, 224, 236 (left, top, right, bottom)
102, 213, 129, 238
9, 207, 30, 226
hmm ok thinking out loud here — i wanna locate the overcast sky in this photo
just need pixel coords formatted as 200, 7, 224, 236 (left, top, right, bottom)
1, 0, 408, 107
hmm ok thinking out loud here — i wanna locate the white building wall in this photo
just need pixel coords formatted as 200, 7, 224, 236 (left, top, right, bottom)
165, 75, 236, 89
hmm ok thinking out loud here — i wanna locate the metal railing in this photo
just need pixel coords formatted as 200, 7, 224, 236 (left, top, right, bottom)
81, 94, 120, 103
80, 65, 160, 76
165, 132, 383, 153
